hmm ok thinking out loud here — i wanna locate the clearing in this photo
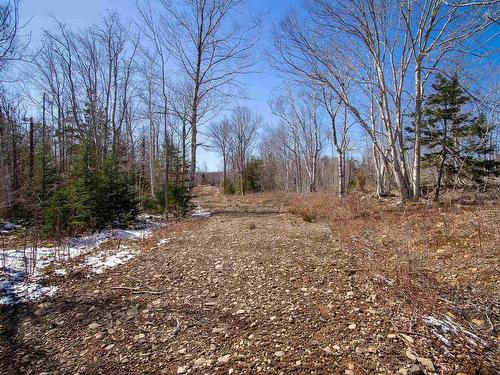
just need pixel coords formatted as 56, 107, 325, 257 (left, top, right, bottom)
0, 186, 498, 374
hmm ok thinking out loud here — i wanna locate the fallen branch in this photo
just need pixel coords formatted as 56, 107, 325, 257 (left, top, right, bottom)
111, 286, 163, 295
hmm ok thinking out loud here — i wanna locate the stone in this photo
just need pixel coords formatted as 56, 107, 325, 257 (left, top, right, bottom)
332, 344, 341, 351
400, 333, 414, 344
417, 357, 435, 372
218, 354, 230, 364
348, 323, 357, 330
274, 351, 284, 357
405, 348, 417, 362
345, 371, 354, 375
104, 344, 115, 350
88, 323, 100, 329
323, 346, 333, 355
346, 291, 354, 298
235, 309, 245, 315
126, 306, 139, 318
194, 357, 206, 368
177, 366, 187, 374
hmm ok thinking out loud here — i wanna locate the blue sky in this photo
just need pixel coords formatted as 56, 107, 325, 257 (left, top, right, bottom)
19, 0, 302, 172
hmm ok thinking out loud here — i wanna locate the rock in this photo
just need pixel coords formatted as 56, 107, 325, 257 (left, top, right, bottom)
218, 354, 230, 364
178, 348, 187, 354
346, 291, 354, 298
274, 350, 284, 357
177, 366, 187, 374
215, 264, 223, 271
126, 306, 139, 318
323, 346, 333, 355
104, 344, 115, 350
472, 319, 484, 326
417, 357, 435, 372
88, 323, 101, 329
348, 323, 357, 330
407, 364, 422, 375
345, 370, 354, 375
194, 357, 206, 368
405, 348, 417, 362
332, 344, 341, 351
387, 333, 397, 339
399, 333, 414, 344
235, 309, 245, 315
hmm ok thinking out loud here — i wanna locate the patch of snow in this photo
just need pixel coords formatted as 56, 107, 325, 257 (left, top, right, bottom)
0, 217, 164, 304
85, 247, 136, 274
54, 269, 67, 276
0, 269, 57, 305
157, 238, 171, 246
191, 206, 211, 218
1, 222, 23, 232
115, 228, 151, 240
423, 315, 484, 347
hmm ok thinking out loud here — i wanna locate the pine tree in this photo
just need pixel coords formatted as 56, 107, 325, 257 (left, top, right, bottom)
421, 74, 498, 201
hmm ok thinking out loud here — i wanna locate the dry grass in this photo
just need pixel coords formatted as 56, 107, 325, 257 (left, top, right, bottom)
285, 191, 500, 312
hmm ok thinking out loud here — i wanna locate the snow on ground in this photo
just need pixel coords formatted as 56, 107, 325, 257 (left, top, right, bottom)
0, 269, 58, 305
54, 269, 67, 276
157, 238, 171, 246
191, 206, 211, 218
0, 218, 163, 305
85, 247, 136, 274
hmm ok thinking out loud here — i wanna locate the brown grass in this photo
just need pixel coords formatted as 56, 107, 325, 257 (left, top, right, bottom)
285, 191, 500, 313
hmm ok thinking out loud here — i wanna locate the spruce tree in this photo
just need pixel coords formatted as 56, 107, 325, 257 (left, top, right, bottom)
421, 74, 498, 201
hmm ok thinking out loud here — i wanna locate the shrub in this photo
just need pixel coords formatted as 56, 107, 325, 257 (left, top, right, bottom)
224, 179, 237, 195
155, 184, 191, 215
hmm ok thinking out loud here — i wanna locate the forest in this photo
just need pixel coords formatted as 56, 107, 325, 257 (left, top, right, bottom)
0, 0, 499, 374
0, 0, 498, 234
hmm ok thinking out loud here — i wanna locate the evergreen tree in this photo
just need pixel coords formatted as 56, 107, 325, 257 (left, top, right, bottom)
421, 74, 498, 201
243, 157, 264, 193
94, 157, 138, 229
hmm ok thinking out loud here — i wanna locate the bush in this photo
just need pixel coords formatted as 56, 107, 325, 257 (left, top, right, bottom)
93, 159, 138, 228
154, 184, 191, 215
243, 158, 263, 193
224, 179, 237, 195
354, 170, 367, 191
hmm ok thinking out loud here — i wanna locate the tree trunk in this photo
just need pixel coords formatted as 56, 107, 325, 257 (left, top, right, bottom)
163, 99, 169, 215
434, 153, 447, 202
29, 117, 34, 179
412, 60, 423, 201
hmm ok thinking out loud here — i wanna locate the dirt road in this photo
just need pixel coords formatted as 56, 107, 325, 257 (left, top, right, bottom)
0, 187, 496, 374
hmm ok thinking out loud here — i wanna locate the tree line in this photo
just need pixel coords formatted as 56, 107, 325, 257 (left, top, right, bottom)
0, 0, 499, 237
0, 0, 257, 235
208, 0, 498, 199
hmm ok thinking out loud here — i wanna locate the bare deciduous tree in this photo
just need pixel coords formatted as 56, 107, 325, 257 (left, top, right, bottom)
152, 0, 258, 189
